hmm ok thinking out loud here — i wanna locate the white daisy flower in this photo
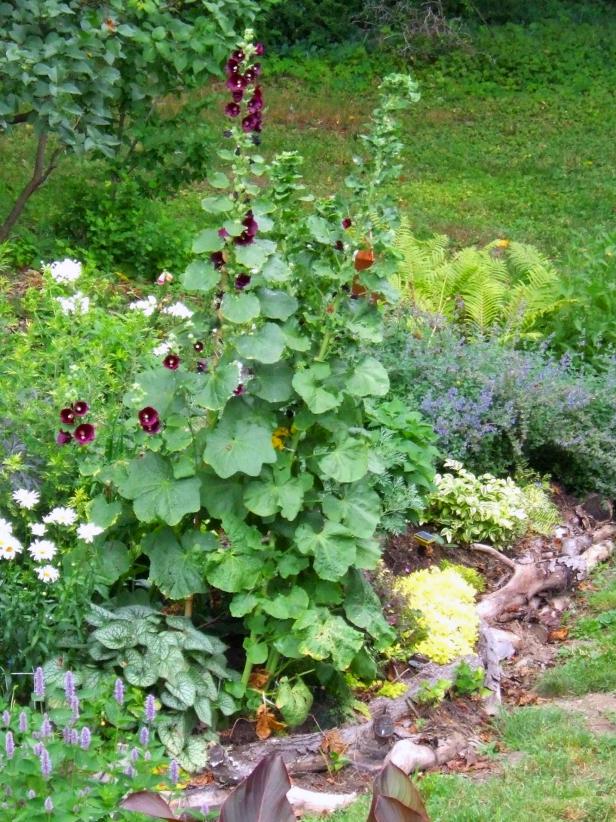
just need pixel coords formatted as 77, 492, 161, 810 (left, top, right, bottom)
28, 539, 57, 562
0, 530, 23, 560
129, 295, 158, 316
43, 507, 77, 526
162, 302, 193, 320
0, 517, 13, 533
29, 523, 47, 536
77, 523, 104, 544
47, 258, 82, 284
35, 565, 60, 584
12, 488, 40, 510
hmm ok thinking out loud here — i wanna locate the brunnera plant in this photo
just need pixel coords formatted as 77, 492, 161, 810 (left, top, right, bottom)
85, 33, 432, 740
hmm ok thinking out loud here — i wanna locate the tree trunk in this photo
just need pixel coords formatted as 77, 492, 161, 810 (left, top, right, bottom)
0, 131, 61, 243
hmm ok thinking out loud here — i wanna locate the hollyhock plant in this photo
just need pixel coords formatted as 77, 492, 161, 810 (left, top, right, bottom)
74, 423, 95, 445
225, 101, 241, 117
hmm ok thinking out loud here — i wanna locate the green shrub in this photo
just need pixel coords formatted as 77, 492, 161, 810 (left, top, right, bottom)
439, 560, 486, 593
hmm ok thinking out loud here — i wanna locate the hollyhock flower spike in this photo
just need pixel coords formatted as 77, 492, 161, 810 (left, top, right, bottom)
60, 407, 75, 425
56, 430, 72, 445
74, 423, 95, 445
73, 400, 89, 416
163, 353, 180, 370
225, 102, 241, 118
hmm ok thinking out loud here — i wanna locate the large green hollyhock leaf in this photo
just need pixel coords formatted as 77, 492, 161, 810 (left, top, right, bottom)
181, 260, 219, 293
252, 361, 294, 403
234, 238, 276, 268
125, 369, 179, 416
281, 318, 310, 351
318, 438, 369, 483
203, 417, 277, 478
221, 292, 261, 324
292, 363, 341, 414
296, 611, 363, 670
192, 228, 224, 254
244, 472, 311, 521
235, 322, 286, 364
204, 551, 262, 593
344, 569, 396, 648
295, 520, 357, 581
201, 194, 234, 213
347, 357, 390, 397
194, 363, 240, 410
257, 288, 298, 320
322, 480, 382, 538
94, 540, 130, 586
262, 254, 292, 283
199, 470, 246, 519
142, 527, 205, 600
355, 538, 381, 570
261, 587, 309, 620
117, 453, 201, 525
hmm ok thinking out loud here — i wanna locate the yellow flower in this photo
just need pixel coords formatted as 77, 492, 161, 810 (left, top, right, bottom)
494, 238, 510, 249
271, 426, 291, 451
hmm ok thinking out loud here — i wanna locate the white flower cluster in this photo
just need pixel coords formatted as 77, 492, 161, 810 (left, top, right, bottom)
129, 295, 158, 316
56, 291, 90, 315
162, 301, 193, 320
46, 258, 82, 284
0, 519, 23, 561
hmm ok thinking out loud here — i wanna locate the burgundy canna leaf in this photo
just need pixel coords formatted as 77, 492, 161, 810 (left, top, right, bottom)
219, 754, 294, 822
367, 763, 430, 822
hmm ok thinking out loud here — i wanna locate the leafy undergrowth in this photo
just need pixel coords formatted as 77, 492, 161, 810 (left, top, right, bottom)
536, 564, 616, 697
305, 707, 616, 822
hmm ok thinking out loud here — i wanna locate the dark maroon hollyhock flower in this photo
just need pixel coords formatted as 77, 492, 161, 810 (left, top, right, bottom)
74, 423, 95, 445
342, 217, 352, 229
244, 64, 262, 84
60, 407, 75, 425
234, 273, 252, 290
225, 102, 240, 118
231, 48, 245, 62
218, 227, 229, 239
73, 400, 89, 416
196, 359, 208, 373
142, 418, 162, 435
241, 112, 262, 133
56, 430, 72, 445
163, 353, 180, 370
226, 75, 246, 93
138, 407, 159, 427
235, 211, 259, 246
233, 384, 245, 396
247, 87, 263, 114
211, 251, 225, 269
225, 59, 240, 78
193, 341, 204, 352
255, 43, 265, 56
231, 90, 244, 103
335, 240, 344, 251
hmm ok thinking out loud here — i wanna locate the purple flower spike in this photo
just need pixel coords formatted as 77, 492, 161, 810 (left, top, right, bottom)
33, 743, 43, 756
62, 726, 71, 743
60, 407, 75, 425
79, 727, 91, 750
70, 695, 80, 721
163, 353, 180, 371
44, 797, 53, 813
169, 759, 180, 784
40, 714, 53, 738
225, 101, 241, 117
5, 731, 14, 759
234, 273, 251, 290
74, 423, 95, 445
69, 728, 79, 745
64, 671, 76, 703
33, 666, 45, 698
145, 694, 156, 723
56, 430, 72, 445
19, 712, 28, 733
130, 746, 140, 762
139, 726, 150, 746
27, 789, 36, 800
73, 400, 89, 416
114, 677, 125, 706
40, 747, 52, 778
2, 710, 9, 727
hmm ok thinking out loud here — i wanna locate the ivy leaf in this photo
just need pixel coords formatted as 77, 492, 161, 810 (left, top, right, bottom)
275, 677, 313, 727
235, 323, 286, 364
194, 363, 240, 410
181, 260, 219, 293
292, 363, 341, 414
295, 521, 357, 581
347, 357, 390, 397
297, 612, 363, 670
143, 527, 206, 600
192, 228, 224, 254
221, 292, 261, 324
117, 453, 201, 525
344, 569, 396, 648
252, 362, 294, 403
318, 438, 369, 483
322, 481, 382, 538
235, 238, 276, 268
257, 288, 298, 320
204, 418, 277, 478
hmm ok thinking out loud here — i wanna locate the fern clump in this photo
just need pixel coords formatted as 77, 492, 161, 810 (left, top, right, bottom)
392, 220, 565, 339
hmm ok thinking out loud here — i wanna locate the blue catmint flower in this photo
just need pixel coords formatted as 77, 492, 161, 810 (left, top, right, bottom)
40, 747, 52, 777
113, 677, 125, 706
80, 726, 91, 750
5, 731, 14, 759
44, 797, 53, 813
123, 764, 136, 778
139, 726, 149, 746
1, 711, 10, 727
33, 666, 45, 698
130, 747, 140, 762
70, 695, 80, 721
18, 711, 28, 733
40, 714, 53, 738
64, 670, 76, 702
168, 759, 179, 784
145, 694, 156, 723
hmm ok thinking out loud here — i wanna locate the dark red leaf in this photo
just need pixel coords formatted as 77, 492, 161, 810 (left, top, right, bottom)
219, 754, 295, 822
370, 795, 428, 822
120, 791, 179, 819
367, 763, 430, 822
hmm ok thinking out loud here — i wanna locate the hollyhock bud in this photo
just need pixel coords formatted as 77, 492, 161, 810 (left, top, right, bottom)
56, 430, 72, 445
342, 217, 352, 229
193, 341, 204, 352
163, 353, 180, 370
254, 43, 265, 56
335, 240, 344, 251
60, 407, 75, 425
234, 273, 251, 290
74, 423, 95, 445
73, 400, 89, 416
225, 102, 241, 118
231, 48, 245, 62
